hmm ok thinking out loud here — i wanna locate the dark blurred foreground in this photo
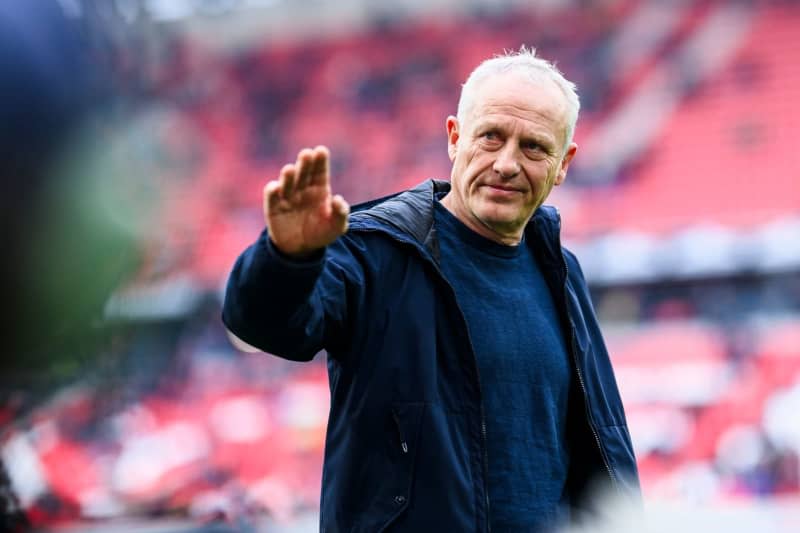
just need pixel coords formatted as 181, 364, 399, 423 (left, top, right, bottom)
1, 0, 799, 531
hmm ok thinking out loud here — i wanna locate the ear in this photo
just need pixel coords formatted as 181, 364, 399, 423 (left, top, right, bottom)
446, 115, 460, 162
554, 142, 577, 186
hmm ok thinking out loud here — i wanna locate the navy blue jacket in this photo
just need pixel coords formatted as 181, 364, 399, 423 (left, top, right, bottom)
223, 180, 640, 532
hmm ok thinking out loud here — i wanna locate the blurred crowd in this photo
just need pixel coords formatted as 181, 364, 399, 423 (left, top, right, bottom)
1, 0, 799, 529
2, 279, 800, 527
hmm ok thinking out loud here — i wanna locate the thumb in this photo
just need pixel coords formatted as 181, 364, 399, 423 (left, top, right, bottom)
331, 194, 350, 232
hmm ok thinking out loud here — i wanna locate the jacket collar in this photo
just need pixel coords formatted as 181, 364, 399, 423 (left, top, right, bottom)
350, 179, 562, 261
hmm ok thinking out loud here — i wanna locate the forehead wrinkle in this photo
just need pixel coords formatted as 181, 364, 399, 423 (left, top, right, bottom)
465, 74, 571, 146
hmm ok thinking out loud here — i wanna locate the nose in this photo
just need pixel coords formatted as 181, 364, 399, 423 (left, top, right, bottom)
493, 144, 521, 178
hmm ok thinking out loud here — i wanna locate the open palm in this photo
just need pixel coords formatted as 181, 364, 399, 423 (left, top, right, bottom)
263, 146, 350, 257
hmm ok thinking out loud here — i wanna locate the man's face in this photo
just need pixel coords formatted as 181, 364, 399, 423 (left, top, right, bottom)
443, 72, 577, 244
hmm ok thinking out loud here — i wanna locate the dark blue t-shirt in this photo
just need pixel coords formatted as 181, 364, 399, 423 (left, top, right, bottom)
434, 200, 572, 532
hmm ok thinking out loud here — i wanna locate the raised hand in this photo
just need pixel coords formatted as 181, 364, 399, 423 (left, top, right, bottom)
263, 146, 350, 258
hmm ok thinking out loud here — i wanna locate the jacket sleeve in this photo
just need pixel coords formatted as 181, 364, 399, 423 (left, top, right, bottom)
221, 228, 364, 361
563, 248, 642, 497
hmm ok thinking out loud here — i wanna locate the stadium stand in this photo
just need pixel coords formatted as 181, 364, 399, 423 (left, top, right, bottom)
2, 0, 799, 527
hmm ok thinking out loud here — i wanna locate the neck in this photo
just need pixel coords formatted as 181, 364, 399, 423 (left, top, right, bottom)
440, 192, 523, 246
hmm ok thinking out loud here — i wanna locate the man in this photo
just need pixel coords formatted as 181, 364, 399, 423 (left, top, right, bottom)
223, 48, 639, 532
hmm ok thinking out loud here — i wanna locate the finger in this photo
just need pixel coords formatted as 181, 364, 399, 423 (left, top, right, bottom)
263, 180, 281, 219
278, 163, 296, 199
331, 194, 350, 233
294, 148, 315, 190
309, 145, 331, 186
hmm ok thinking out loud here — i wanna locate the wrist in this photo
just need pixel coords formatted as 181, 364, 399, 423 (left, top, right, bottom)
266, 237, 325, 263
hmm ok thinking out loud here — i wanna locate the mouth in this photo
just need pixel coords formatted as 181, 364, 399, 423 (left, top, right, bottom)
482, 183, 523, 194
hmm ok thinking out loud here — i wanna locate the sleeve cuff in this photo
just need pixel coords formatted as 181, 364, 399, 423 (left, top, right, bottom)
258, 230, 326, 268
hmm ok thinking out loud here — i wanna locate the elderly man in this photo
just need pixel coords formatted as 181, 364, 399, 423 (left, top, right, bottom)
223, 48, 639, 532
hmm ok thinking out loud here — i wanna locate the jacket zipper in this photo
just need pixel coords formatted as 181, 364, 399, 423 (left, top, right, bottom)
440, 272, 492, 533
555, 215, 618, 489
354, 227, 489, 531
425, 257, 492, 532
392, 409, 409, 454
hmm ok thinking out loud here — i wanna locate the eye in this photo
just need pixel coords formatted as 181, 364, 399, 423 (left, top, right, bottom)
521, 140, 550, 159
521, 140, 543, 152
477, 130, 502, 150
479, 131, 503, 148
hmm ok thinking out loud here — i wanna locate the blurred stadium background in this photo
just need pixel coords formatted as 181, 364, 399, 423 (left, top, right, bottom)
1, 0, 799, 531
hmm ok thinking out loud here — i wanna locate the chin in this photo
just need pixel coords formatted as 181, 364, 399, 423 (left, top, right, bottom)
476, 206, 526, 224
477, 214, 524, 233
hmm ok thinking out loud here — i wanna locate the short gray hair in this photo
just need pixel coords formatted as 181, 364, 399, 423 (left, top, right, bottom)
456, 46, 580, 153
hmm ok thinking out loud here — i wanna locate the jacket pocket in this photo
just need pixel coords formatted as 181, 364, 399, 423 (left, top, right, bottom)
353, 402, 425, 533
